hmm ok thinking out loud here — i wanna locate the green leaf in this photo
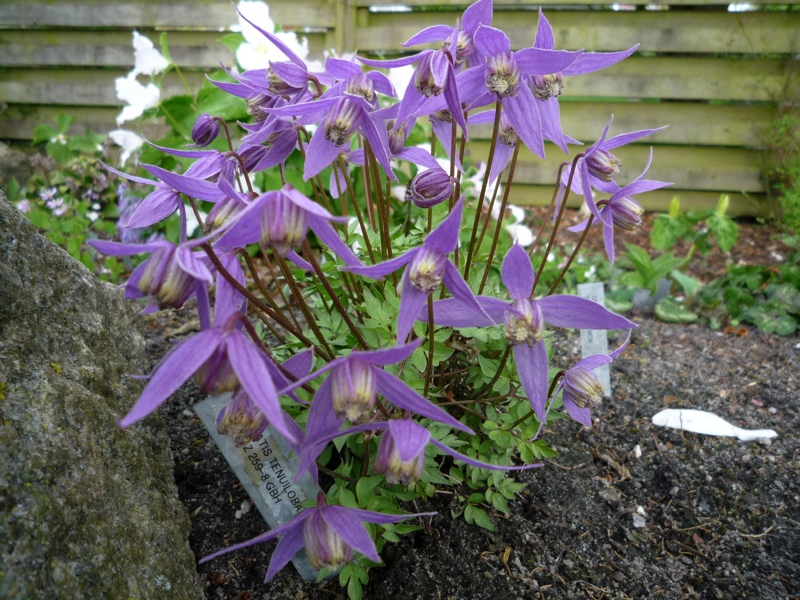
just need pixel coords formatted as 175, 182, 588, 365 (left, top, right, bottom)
7, 178, 19, 202
743, 303, 796, 335
650, 215, 685, 251
670, 269, 703, 299
706, 213, 739, 253
654, 297, 698, 323
668, 195, 681, 218
356, 475, 383, 506
464, 505, 496, 532
159, 32, 173, 63
217, 32, 247, 54
55, 114, 76, 135
32, 124, 58, 146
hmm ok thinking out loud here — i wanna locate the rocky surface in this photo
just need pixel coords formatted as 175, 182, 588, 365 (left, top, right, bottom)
0, 196, 202, 599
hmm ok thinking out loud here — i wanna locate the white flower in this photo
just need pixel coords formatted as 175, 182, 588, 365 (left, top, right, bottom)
387, 64, 414, 97
131, 32, 170, 77
234, 1, 310, 71
108, 129, 145, 165
115, 73, 160, 125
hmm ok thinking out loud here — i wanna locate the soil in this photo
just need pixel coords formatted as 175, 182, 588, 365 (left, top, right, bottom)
143, 210, 799, 600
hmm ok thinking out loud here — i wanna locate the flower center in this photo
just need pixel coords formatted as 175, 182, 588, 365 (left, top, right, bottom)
408, 246, 447, 294
503, 299, 544, 346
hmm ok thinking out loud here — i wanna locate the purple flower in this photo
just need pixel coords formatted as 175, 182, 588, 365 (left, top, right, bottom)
47, 197, 67, 216
16, 199, 31, 214
279, 340, 474, 480
214, 183, 361, 267
569, 150, 671, 263
119, 317, 298, 443
102, 162, 226, 233
425, 245, 635, 421
201, 491, 435, 581
89, 239, 213, 319
40, 186, 58, 203
301, 418, 541, 486
191, 113, 220, 147
406, 167, 456, 208
344, 197, 491, 342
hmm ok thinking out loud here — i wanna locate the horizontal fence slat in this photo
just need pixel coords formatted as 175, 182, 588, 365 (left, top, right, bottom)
357, 10, 800, 55
505, 185, 771, 217
0, 2, 334, 30
0, 30, 328, 69
468, 141, 766, 193
471, 102, 775, 149
3, 56, 792, 105
0, 106, 166, 140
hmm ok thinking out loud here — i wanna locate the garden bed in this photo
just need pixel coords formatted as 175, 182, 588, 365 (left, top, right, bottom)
145, 212, 799, 600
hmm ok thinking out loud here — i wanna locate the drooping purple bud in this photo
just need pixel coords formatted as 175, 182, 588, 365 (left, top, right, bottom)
191, 114, 220, 147
239, 145, 268, 173
324, 97, 361, 147
216, 390, 269, 447
415, 51, 448, 97
137, 245, 196, 309
406, 169, 454, 209
586, 149, 621, 182
345, 73, 375, 103
267, 66, 298, 96
374, 427, 425, 485
503, 299, 544, 347
387, 119, 408, 155
563, 367, 604, 409
302, 502, 354, 570
408, 246, 447, 294
260, 193, 309, 256
486, 53, 521, 98
206, 196, 247, 231
246, 93, 272, 122
330, 359, 377, 422
530, 73, 564, 101
609, 196, 644, 231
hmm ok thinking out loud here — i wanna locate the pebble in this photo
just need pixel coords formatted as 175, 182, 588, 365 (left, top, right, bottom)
612, 571, 625, 582
634, 444, 642, 458
632, 514, 646, 528
182, 409, 194, 418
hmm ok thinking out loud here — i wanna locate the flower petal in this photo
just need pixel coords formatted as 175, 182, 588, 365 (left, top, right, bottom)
424, 197, 464, 255
427, 296, 506, 328
375, 369, 474, 434
501, 244, 534, 300
396, 274, 429, 342
514, 342, 548, 421
536, 295, 636, 330
120, 328, 223, 426
321, 506, 381, 563
563, 397, 593, 427
385, 419, 431, 461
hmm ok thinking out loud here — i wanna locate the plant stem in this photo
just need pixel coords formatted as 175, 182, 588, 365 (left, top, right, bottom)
464, 101, 503, 278
423, 294, 435, 398
547, 214, 595, 296
339, 156, 377, 265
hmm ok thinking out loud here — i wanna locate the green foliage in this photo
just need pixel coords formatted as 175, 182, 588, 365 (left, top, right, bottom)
763, 113, 800, 232
618, 243, 684, 294
651, 194, 738, 255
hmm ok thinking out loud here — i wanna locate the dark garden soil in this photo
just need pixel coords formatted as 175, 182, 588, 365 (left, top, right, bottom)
143, 211, 799, 600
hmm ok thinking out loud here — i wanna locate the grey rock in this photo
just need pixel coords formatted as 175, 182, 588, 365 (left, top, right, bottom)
0, 143, 32, 189
0, 195, 202, 599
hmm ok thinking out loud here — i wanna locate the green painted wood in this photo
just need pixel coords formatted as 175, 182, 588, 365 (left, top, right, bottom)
470, 102, 775, 148
468, 141, 766, 192
504, 185, 772, 217
0, 2, 334, 29
0, 106, 166, 140
0, 30, 328, 68
357, 10, 800, 54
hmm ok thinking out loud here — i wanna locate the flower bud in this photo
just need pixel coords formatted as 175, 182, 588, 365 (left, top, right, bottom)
246, 93, 272, 122
137, 244, 195, 309
406, 169, 454, 209
408, 246, 447, 294
445, 29, 476, 67
586, 149, 621, 182
530, 73, 564, 101
503, 299, 544, 347
191, 114, 219, 147
324, 97, 361, 147
415, 51, 448, 97
267, 66, 300, 96
302, 508, 353, 570
216, 390, 268, 447
260, 193, 308, 256
239, 145, 267, 173
330, 359, 377, 422
374, 428, 425, 485
387, 120, 407, 155
609, 196, 644, 231
486, 53, 520, 98
206, 196, 247, 231
563, 367, 604, 409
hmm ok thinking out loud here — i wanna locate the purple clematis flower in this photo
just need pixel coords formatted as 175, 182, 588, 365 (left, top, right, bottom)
343, 197, 490, 342
424, 244, 635, 422
299, 418, 541, 486
556, 350, 620, 428
119, 314, 298, 443
200, 492, 435, 581
279, 340, 474, 481
454, 25, 581, 159
569, 149, 672, 263
102, 162, 226, 235
90, 239, 212, 325
214, 183, 361, 268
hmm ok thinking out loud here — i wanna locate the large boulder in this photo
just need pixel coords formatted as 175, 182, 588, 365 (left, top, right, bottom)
0, 195, 202, 599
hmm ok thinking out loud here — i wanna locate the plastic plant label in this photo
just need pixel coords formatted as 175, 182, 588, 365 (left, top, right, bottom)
652, 409, 777, 441
577, 282, 611, 398
195, 394, 322, 580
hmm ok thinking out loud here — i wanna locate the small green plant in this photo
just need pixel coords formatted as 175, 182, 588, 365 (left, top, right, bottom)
764, 112, 800, 232
650, 194, 739, 259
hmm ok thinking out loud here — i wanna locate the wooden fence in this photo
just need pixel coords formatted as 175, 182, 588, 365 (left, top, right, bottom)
1, 0, 799, 215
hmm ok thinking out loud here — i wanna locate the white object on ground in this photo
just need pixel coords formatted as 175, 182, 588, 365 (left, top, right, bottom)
652, 409, 777, 441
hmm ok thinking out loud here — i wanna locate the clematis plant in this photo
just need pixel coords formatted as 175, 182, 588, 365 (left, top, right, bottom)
85, 1, 669, 593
